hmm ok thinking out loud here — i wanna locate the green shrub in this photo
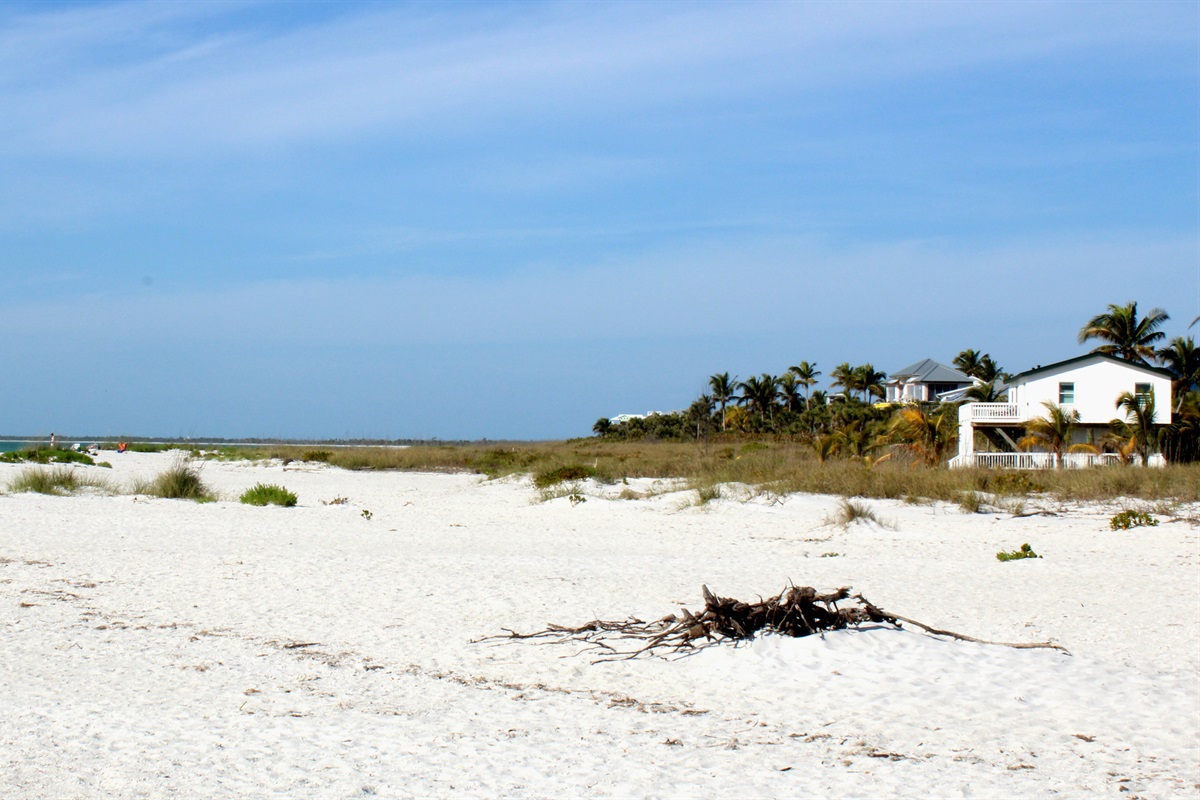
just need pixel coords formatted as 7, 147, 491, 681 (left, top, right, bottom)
1109, 509, 1159, 530
532, 464, 597, 488
240, 483, 298, 507
135, 460, 215, 501
301, 451, 332, 463
124, 443, 172, 453
0, 448, 95, 466
996, 543, 1041, 562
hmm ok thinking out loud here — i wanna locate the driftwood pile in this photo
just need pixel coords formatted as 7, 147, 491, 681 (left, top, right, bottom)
481, 584, 1068, 661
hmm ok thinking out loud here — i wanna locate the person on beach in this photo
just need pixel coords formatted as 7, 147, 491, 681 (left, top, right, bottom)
49, 432, 56, 449
118, 442, 127, 453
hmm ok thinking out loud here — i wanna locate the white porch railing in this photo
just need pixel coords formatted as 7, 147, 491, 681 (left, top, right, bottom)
960, 402, 1082, 423
961, 403, 1025, 422
949, 452, 1125, 469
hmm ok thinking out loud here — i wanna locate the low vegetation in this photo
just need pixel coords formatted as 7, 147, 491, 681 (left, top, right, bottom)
957, 491, 985, 514
996, 543, 1042, 562
0, 448, 96, 466
239, 483, 298, 507
830, 498, 896, 529
132, 460, 216, 502
176, 438, 1200, 503
532, 464, 598, 489
1109, 509, 1159, 530
7, 466, 115, 496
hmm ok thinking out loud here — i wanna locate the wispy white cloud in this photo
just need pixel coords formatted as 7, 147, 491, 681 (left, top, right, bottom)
1, 1, 1192, 159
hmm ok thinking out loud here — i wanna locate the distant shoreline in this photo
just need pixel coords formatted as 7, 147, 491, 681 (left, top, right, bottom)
0, 436, 539, 450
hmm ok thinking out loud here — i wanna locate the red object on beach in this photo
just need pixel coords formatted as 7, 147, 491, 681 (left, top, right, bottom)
118, 442, 127, 453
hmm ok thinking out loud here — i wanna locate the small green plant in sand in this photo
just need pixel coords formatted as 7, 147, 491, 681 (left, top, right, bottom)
239, 483, 298, 507
133, 460, 215, 502
7, 467, 115, 496
361, 509, 373, 520
568, 492, 587, 507
996, 543, 1041, 562
1109, 509, 1158, 531
532, 464, 597, 489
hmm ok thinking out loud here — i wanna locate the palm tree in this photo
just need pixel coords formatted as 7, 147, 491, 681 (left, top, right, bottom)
1114, 389, 1162, 465
709, 373, 737, 432
976, 355, 1004, 382
953, 349, 983, 378
738, 374, 779, 427
777, 373, 802, 413
854, 363, 887, 402
1101, 422, 1139, 465
1156, 336, 1199, 411
1160, 387, 1200, 462
832, 417, 882, 460
688, 394, 715, 440
890, 406, 958, 466
1077, 301, 1170, 364
829, 362, 857, 400
1018, 401, 1080, 468
788, 361, 820, 408
964, 380, 1006, 403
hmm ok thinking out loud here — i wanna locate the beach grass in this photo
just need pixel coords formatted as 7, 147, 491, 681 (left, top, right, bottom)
194, 439, 1200, 502
239, 483, 298, 507
132, 460, 216, 502
7, 466, 116, 495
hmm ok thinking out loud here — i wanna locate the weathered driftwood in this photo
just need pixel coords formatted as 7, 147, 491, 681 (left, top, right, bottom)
478, 584, 1069, 661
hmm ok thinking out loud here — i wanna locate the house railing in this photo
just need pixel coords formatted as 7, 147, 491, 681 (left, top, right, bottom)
960, 403, 1026, 423
949, 452, 1125, 469
960, 403, 1081, 424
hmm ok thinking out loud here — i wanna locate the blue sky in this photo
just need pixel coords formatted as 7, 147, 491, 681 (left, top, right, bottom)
1, 0, 1196, 440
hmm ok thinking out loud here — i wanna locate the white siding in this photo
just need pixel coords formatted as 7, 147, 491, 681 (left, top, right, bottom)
1008, 360, 1172, 425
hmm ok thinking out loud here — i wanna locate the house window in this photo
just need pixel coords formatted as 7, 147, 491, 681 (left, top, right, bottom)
927, 383, 961, 400
1135, 383, 1152, 406
1058, 382, 1075, 404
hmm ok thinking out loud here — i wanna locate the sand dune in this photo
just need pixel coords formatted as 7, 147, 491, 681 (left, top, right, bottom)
1, 452, 1197, 798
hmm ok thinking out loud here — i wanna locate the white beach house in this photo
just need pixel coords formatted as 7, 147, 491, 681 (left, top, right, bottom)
950, 353, 1174, 469
884, 358, 976, 403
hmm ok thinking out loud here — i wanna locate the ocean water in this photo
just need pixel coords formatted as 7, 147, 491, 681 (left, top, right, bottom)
0, 440, 41, 452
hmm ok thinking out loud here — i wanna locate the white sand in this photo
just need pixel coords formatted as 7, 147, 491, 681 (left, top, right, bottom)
1, 452, 1197, 798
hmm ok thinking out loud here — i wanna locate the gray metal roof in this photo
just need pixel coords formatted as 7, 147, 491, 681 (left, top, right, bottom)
889, 358, 972, 384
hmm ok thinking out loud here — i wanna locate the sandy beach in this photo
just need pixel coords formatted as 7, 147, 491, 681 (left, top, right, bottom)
1, 452, 1197, 798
